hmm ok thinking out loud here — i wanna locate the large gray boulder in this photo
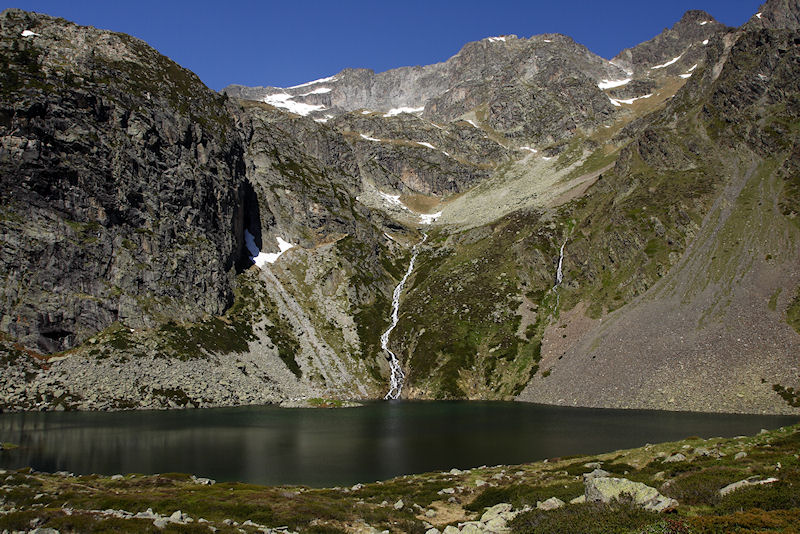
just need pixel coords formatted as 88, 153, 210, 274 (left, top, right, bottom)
585, 476, 678, 512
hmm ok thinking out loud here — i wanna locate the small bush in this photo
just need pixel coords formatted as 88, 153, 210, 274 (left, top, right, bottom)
466, 482, 583, 512
662, 467, 744, 505
716, 477, 800, 514
509, 502, 660, 534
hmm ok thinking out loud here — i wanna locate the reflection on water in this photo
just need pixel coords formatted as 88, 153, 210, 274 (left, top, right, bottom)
0, 402, 795, 487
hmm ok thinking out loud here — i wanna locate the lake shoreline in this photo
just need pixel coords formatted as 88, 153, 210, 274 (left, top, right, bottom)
0, 423, 798, 534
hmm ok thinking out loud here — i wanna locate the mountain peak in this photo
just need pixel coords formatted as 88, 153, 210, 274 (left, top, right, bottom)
612, 9, 727, 75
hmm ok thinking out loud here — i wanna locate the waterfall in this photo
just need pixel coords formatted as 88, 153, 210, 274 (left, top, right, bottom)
553, 240, 566, 290
382, 233, 427, 400
551, 239, 567, 312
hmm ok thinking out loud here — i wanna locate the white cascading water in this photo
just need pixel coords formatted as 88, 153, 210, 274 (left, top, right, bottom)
553, 240, 566, 290
382, 233, 427, 399
551, 239, 567, 311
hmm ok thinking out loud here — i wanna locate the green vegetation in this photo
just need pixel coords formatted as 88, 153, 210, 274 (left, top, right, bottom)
772, 384, 800, 408
395, 215, 551, 399
510, 502, 666, 534
466, 481, 583, 511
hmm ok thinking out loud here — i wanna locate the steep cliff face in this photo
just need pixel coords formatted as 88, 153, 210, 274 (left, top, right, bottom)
0, 9, 247, 353
744, 0, 800, 29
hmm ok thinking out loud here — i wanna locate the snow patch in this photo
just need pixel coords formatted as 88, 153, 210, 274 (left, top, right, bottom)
609, 94, 653, 106
379, 192, 404, 207
21, 29, 40, 37
287, 74, 337, 89
419, 211, 442, 225
679, 73, 693, 79
384, 106, 424, 117
360, 110, 372, 115
360, 134, 381, 142
416, 142, 436, 150
758, 73, 769, 81
543, 39, 552, 43
314, 115, 334, 123
756, 12, 762, 19
263, 93, 325, 116
487, 36, 506, 43
519, 146, 537, 153
465, 119, 479, 128
299, 87, 332, 96
699, 21, 711, 25
598, 78, 632, 90
688, 64, 698, 72
702, 39, 709, 45
651, 53, 683, 70
542, 156, 553, 161
245, 230, 295, 267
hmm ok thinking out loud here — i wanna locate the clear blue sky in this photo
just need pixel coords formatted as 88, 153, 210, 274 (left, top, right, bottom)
6, 1, 761, 90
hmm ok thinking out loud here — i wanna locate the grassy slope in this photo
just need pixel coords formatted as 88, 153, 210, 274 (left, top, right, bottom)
1, 423, 798, 533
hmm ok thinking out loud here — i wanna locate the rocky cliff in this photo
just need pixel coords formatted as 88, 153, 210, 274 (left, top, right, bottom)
0, 9, 247, 354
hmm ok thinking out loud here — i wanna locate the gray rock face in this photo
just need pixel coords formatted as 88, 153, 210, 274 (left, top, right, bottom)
225, 32, 628, 145
0, 9, 247, 352
744, 0, 800, 30
612, 10, 728, 76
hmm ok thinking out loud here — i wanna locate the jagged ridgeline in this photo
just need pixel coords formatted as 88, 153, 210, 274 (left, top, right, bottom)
1, 1, 799, 413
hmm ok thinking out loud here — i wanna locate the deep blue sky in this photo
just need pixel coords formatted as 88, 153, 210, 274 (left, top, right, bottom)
7, 1, 761, 90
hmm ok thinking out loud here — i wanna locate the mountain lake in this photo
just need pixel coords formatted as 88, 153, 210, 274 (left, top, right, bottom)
0, 401, 796, 487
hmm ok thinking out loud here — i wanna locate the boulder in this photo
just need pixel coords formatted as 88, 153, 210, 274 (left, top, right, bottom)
719, 476, 779, 497
480, 503, 512, 523
734, 452, 748, 460
461, 523, 484, 534
442, 527, 460, 534
570, 495, 586, 504
583, 468, 611, 480
663, 453, 687, 463
585, 476, 678, 512
536, 497, 565, 511
393, 499, 404, 510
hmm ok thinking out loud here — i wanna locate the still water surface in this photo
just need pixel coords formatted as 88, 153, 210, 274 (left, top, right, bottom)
0, 402, 795, 487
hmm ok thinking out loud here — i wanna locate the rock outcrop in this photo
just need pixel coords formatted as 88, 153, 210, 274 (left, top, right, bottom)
0, 9, 247, 353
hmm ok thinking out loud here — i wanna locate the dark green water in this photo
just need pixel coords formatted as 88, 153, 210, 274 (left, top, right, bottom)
0, 402, 795, 487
